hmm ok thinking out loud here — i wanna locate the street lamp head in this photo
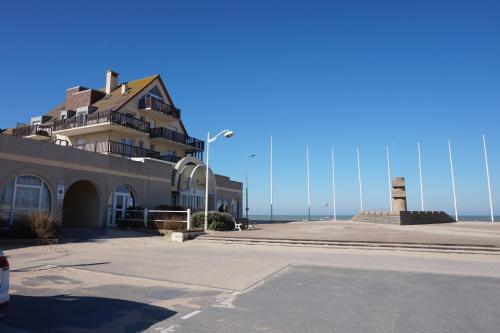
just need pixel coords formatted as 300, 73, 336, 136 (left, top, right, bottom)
249, 154, 256, 157
224, 130, 234, 138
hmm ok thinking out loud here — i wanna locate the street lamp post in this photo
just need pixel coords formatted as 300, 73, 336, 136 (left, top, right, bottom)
204, 129, 234, 230
245, 154, 255, 220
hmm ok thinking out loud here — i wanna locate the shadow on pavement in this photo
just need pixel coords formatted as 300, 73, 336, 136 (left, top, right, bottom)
11, 261, 111, 273
60, 227, 158, 243
0, 227, 158, 251
1, 294, 175, 333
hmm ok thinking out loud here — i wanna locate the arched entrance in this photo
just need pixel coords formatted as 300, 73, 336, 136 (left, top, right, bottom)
177, 163, 216, 211
63, 181, 100, 227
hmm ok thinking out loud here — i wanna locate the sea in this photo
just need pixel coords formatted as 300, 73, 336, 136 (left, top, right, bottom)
248, 215, 499, 223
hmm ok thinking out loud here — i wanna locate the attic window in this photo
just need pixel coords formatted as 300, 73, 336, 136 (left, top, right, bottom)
146, 86, 164, 101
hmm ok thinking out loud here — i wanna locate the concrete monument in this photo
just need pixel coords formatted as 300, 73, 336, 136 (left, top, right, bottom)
351, 176, 456, 225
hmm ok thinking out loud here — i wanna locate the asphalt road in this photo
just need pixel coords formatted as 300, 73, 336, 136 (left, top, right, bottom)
174, 265, 500, 333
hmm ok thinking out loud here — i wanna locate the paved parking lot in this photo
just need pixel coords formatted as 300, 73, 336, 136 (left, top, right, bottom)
1, 228, 500, 332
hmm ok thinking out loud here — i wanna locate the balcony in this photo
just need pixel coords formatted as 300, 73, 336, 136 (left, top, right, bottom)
73, 140, 160, 159
150, 127, 204, 151
53, 110, 150, 135
12, 124, 52, 140
138, 96, 181, 119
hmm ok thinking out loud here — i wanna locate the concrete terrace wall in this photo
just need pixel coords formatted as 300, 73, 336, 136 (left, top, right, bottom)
400, 211, 456, 225
0, 134, 173, 227
352, 211, 456, 225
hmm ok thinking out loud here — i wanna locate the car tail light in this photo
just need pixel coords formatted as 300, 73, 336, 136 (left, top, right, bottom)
0, 256, 9, 271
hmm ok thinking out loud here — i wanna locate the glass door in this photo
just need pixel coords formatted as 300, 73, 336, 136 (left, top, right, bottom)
112, 192, 130, 226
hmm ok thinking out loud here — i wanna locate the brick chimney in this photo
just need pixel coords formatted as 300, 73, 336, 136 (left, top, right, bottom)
65, 86, 106, 111
105, 70, 119, 94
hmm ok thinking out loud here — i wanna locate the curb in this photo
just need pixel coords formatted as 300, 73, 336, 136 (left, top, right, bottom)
196, 236, 500, 255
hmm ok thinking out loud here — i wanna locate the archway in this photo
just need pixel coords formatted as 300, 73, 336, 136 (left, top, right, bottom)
63, 180, 100, 227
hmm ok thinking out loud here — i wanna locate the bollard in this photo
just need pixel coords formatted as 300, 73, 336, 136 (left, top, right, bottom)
187, 208, 191, 230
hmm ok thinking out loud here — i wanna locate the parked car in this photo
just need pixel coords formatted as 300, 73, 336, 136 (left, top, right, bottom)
0, 251, 9, 307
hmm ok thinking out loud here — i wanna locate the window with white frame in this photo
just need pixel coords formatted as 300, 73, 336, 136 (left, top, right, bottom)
0, 175, 51, 225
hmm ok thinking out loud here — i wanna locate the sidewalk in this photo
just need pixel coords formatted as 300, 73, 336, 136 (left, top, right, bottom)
203, 220, 500, 248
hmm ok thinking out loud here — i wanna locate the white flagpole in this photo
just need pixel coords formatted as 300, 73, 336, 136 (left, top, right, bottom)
306, 146, 311, 221
386, 146, 392, 211
331, 148, 336, 221
417, 142, 425, 211
270, 136, 273, 222
448, 140, 458, 221
482, 134, 494, 222
356, 147, 363, 212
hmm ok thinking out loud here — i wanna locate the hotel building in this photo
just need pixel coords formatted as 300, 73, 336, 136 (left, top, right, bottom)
0, 70, 242, 227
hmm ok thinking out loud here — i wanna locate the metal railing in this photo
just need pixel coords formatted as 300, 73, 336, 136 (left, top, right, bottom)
159, 154, 182, 163
53, 110, 150, 133
73, 140, 160, 159
110, 208, 192, 229
12, 124, 52, 138
138, 96, 181, 118
150, 127, 204, 150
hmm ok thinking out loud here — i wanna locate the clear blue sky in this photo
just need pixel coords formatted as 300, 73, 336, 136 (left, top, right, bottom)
1, 0, 499, 215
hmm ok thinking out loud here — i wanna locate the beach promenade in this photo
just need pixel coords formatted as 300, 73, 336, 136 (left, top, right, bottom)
200, 220, 500, 251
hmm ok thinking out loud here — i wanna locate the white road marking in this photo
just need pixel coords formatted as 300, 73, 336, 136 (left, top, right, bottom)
213, 291, 240, 309
160, 325, 179, 332
181, 310, 202, 320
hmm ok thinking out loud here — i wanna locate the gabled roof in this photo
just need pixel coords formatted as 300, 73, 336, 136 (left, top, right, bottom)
92, 74, 159, 112
37, 73, 191, 135
44, 103, 66, 121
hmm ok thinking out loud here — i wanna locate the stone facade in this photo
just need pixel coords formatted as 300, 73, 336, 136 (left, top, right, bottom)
0, 134, 242, 227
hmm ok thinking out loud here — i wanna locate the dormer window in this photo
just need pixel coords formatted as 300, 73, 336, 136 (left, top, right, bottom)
75, 106, 90, 117
30, 116, 42, 126
76, 110, 88, 117
60, 109, 75, 120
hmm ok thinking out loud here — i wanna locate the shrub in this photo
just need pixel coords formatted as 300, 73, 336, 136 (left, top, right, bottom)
150, 211, 184, 222
10, 212, 59, 239
191, 211, 235, 231
149, 220, 186, 231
